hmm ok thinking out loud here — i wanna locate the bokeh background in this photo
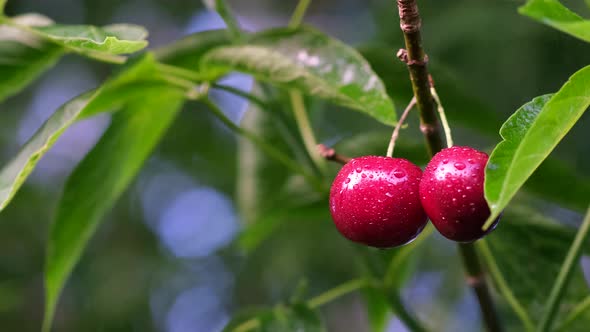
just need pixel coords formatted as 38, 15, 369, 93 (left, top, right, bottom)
0, 0, 588, 331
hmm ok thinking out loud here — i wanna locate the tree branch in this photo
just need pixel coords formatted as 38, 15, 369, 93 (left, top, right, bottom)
396, 0, 443, 156
395, 1, 503, 332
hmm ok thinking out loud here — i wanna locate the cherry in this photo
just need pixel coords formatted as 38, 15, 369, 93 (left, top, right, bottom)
329, 156, 427, 248
419, 146, 498, 242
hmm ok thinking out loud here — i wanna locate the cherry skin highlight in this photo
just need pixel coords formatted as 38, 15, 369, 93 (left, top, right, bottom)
329, 156, 428, 248
419, 146, 499, 242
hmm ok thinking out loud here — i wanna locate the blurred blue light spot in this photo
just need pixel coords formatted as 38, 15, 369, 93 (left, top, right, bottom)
387, 318, 410, 332
184, 10, 227, 34
166, 286, 229, 332
158, 188, 238, 258
210, 73, 253, 124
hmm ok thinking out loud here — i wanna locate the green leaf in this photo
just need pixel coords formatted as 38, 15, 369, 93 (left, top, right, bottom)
237, 201, 326, 253
223, 303, 325, 332
153, 29, 232, 70
484, 65, 590, 229
527, 157, 590, 212
3, 14, 148, 63
32, 23, 148, 62
0, 54, 166, 212
486, 205, 590, 331
519, 0, 590, 43
43, 87, 185, 332
201, 27, 396, 125
0, 20, 64, 101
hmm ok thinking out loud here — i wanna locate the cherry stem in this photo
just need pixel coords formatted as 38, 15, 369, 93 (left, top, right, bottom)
387, 96, 416, 158
430, 85, 453, 148
317, 144, 351, 165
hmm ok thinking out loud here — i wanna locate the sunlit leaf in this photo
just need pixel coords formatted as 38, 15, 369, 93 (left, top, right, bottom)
201, 27, 396, 125
2, 14, 148, 63
486, 205, 590, 331
0, 55, 167, 212
519, 0, 590, 43
43, 87, 185, 332
32, 23, 147, 62
484, 65, 590, 229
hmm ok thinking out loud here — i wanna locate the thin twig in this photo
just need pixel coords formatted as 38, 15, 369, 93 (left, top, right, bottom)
387, 97, 416, 158
232, 278, 369, 332
288, 0, 312, 28
308, 278, 369, 308
291, 90, 327, 173
210, 0, 242, 41
317, 144, 351, 165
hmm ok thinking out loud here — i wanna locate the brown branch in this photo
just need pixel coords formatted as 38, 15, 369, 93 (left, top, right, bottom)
396, 0, 443, 156
396, 1, 503, 332
317, 144, 351, 165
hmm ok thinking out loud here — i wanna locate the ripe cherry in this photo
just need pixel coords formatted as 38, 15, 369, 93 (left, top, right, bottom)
419, 146, 498, 242
329, 156, 427, 248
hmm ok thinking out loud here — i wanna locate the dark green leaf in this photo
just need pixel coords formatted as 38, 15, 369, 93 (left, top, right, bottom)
519, 0, 590, 43
237, 201, 327, 253
485, 66, 590, 229
358, 45, 501, 136
486, 206, 590, 331
201, 27, 396, 125
0, 19, 64, 101
153, 29, 232, 70
527, 157, 590, 212
0, 54, 167, 212
43, 87, 185, 332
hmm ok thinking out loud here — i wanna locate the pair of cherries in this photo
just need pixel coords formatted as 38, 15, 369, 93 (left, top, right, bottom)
329, 146, 498, 248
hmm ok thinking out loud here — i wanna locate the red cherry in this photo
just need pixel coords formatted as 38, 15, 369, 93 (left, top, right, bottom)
329, 156, 428, 248
419, 146, 499, 242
